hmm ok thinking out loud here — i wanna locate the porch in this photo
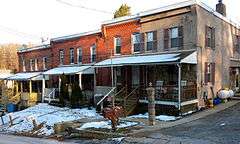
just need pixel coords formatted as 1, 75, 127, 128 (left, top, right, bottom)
42, 65, 95, 106
94, 51, 198, 115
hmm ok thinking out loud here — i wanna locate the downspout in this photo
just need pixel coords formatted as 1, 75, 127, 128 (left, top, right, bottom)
177, 63, 181, 112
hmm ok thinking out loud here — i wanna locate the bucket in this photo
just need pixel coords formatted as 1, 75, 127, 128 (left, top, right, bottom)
6, 103, 17, 113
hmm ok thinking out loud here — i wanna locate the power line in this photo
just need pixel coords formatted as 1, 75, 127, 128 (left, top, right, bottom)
56, 0, 113, 15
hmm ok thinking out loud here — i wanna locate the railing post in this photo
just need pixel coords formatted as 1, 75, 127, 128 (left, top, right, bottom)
146, 82, 155, 126
177, 64, 181, 112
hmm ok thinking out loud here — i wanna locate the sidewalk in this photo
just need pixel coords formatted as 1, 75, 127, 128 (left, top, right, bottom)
128, 100, 240, 137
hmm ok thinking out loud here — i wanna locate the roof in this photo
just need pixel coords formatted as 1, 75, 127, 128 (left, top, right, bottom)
18, 44, 50, 53
43, 65, 93, 75
0, 73, 14, 80
7, 72, 42, 81
51, 29, 101, 42
94, 51, 197, 67
102, 0, 240, 29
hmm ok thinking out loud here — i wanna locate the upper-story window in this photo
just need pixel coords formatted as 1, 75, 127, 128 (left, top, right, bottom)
70, 48, 74, 64
22, 59, 26, 72
34, 59, 38, 71
91, 44, 96, 63
30, 59, 34, 71
114, 37, 121, 55
132, 33, 141, 53
77, 48, 82, 64
234, 35, 240, 52
43, 57, 47, 70
170, 27, 183, 48
205, 26, 215, 49
164, 26, 183, 50
59, 49, 64, 65
146, 31, 157, 51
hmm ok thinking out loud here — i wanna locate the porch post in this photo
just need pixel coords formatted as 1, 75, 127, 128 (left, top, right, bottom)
42, 75, 46, 103
79, 73, 82, 89
58, 76, 61, 96
177, 64, 181, 111
29, 80, 32, 94
20, 82, 23, 93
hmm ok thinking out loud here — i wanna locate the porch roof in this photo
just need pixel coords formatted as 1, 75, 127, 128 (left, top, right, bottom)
0, 73, 14, 80
43, 65, 93, 75
7, 72, 42, 81
94, 51, 197, 67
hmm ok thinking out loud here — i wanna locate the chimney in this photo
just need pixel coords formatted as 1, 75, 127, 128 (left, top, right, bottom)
216, 0, 226, 16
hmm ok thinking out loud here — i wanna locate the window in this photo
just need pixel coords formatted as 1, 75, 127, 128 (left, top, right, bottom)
205, 62, 215, 84
70, 48, 74, 64
170, 27, 183, 48
91, 44, 96, 63
22, 59, 26, 72
77, 48, 82, 64
234, 35, 240, 52
114, 37, 121, 54
146, 31, 157, 51
30, 59, 34, 71
59, 50, 64, 65
132, 33, 141, 53
205, 26, 215, 49
43, 57, 47, 70
34, 59, 38, 71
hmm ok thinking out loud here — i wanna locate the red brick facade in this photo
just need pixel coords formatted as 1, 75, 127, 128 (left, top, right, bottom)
17, 20, 140, 87
18, 46, 52, 72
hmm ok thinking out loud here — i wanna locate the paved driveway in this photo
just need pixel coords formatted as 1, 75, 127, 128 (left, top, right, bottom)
156, 102, 240, 144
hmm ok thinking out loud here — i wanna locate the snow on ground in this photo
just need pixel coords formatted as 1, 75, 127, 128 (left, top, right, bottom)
0, 103, 102, 136
128, 113, 177, 121
77, 120, 138, 130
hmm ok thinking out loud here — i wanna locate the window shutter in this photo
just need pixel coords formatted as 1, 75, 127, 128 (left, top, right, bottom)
178, 26, 184, 48
211, 28, 215, 50
164, 29, 169, 50
205, 26, 209, 47
204, 62, 208, 84
211, 63, 215, 85
153, 31, 157, 51
140, 33, 145, 53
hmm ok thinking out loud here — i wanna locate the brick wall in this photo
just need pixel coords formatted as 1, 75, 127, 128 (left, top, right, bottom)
51, 33, 101, 67
18, 47, 52, 72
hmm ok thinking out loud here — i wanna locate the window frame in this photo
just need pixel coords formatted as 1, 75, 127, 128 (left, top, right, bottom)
43, 57, 47, 70
170, 27, 179, 48
132, 32, 141, 53
34, 59, 38, 71
22, 59, 26, 72
70, 48, 74, 64
90, 44, 96, 63
77, 47, 83, 64
59, 49, 64, 65
146, 32, 154, 51
114, 37, 121, 55
30, 59, 34, 71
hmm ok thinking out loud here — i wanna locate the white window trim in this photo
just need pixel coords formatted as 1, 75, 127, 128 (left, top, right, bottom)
34, 59, 38, 71
70, 48, 74, 64
59, 50, 64, 65
90, 45, 96, 63
146, 32, 154, 52
77, 48, 82, 64
43, 57, 47, 70
131, 33, 141, 54
22, 60, 26, 72
114, 37, 121, 55
30, 59, 34, 71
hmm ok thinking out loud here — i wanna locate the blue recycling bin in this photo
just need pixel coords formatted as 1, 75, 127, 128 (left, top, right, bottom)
7, 103, 17, 113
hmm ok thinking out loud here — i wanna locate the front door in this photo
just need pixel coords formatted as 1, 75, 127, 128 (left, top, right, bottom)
132, 66, 140, 87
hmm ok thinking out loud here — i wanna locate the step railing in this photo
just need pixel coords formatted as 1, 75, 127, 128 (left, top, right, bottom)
96, 87, 116, 111
123, 86, 140, 116
44, 88, 57, 103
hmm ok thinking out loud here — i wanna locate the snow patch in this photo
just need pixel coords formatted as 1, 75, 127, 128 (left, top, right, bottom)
77, 120, 138, 130
128, 113, 177, 121
0, 103, 102, 136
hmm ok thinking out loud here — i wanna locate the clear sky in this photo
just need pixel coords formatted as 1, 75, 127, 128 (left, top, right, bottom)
0, 0, 239, 44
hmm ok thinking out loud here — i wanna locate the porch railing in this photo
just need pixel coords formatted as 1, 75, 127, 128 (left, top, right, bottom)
44, 88, 59, 103
139, 84, 197, 102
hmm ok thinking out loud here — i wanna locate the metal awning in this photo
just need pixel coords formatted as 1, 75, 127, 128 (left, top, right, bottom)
0, 73, 14, 80
94, 51, 197, 67
43, 65, 93, 75
7, 72, 42, 81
